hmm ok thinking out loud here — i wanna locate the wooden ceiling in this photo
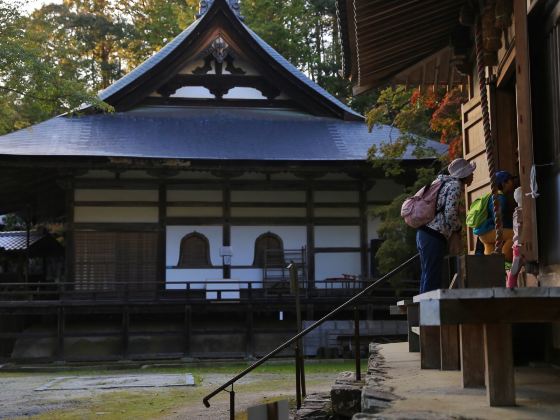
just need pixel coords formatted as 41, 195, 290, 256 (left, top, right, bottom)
339, 0, 468, 94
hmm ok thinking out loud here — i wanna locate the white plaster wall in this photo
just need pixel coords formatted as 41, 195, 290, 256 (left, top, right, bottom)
230, 268, 263, 288
230, 226, 306, 265
314, 208, 359, 218
314, 253, 361, 286
167, 207, 223, 217
230, 208, 305, 218
223, 87, 266, 99
171, 86, 214, 99
75, 189, 158, 202
231, 190, 305, 203
314, 226, 360, 248
74, 207, 158, 223
166, 226, 223, 267
167, 190, 222, 202
314, 191, 358, 203
166, 269, 224, 290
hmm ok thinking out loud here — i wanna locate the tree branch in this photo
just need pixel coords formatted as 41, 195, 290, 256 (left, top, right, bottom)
0, 85, 57, 103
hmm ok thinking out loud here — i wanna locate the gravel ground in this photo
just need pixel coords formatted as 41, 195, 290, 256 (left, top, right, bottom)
0, 370, 334, 419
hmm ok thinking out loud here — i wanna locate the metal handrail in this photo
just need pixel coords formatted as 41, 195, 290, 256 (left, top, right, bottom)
202, 252, 420, 413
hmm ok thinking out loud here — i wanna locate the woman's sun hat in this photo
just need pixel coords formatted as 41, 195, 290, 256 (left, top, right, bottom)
448, 158, 476, 179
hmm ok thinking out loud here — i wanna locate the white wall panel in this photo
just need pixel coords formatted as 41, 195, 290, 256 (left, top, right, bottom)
167, 207, 223, 217
314, 253, 361, 284
231, 190, 305, 202
166, 226, 222, 267
314, 226, 360, 248
165, 269, 224, 289
230, 226, 306, 265
314, 191, 358, 203
231, 208, 305, 218
231, 268, 264, 288
74, 207, 158, 223
167, 190, 222, 202
75, 189, 158, 202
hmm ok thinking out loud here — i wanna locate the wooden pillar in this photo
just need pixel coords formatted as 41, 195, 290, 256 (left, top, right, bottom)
484, 323, 515, 406
440, 325, 460, 370
460, 324, 486, 388
420, 326, 441, 369
57, 306, 65, 361
223, 180, 231, 279
306, 186, 315, 288
246, 305, 254, 358
514, 0, 538, 261
122, 306, 129, 360
184, 305, 192, 357
407, 304, 420, 353
158, 184, 167, 295
359, 185, 369, 280
64, 178, 75, 288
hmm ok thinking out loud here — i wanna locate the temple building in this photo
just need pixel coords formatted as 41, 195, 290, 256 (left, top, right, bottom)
0, 0, 442, 361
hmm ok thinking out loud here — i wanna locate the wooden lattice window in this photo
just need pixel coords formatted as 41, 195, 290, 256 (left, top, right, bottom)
74, 231, 158, 291
253, 232, 284, 268
177, 232, 211, 268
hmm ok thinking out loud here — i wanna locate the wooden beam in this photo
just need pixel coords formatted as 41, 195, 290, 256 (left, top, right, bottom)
158, 184, 167, 289
420, 326, 441, 369
359, 186, 369, 279
184, 305, 192, 358
514, 0, 538, 261
57, 306, 65, 361
460, 324, 485, 388
440, 324, 460, 370
65, 179, 75, 287
223, 180, 231, 279
484, 323, 515, 406
306, 186, 315, 288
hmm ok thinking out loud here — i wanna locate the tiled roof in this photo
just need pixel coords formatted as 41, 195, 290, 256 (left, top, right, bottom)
0, 107, 446, 161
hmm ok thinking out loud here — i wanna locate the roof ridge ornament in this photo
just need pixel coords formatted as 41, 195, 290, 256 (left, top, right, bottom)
197, 0, 243, 20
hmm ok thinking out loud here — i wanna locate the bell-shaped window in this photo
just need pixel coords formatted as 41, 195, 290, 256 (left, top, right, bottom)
253, 232, 284, 268
177, 232, 211, 268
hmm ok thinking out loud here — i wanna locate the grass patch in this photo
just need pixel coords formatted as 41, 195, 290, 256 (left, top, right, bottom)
0, 359, 365, 378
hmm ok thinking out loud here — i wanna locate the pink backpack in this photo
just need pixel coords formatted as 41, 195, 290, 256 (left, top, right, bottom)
400, 180, 445, 228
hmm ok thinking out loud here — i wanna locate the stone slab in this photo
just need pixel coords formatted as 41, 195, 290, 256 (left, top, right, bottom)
35, 373, 194, 391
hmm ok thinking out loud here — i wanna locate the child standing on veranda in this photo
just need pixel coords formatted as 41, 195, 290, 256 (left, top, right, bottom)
506, 187, 524, 288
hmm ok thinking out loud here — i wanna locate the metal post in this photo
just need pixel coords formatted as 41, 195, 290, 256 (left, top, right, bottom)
299, 346, 306, 398
229, 386, 235, 420
295, 345, 302, 409
354, 306, 361, 381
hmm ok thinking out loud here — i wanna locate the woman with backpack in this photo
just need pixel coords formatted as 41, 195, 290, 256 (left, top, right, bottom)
416, 158, 475, 293
472, 171, 515, 261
